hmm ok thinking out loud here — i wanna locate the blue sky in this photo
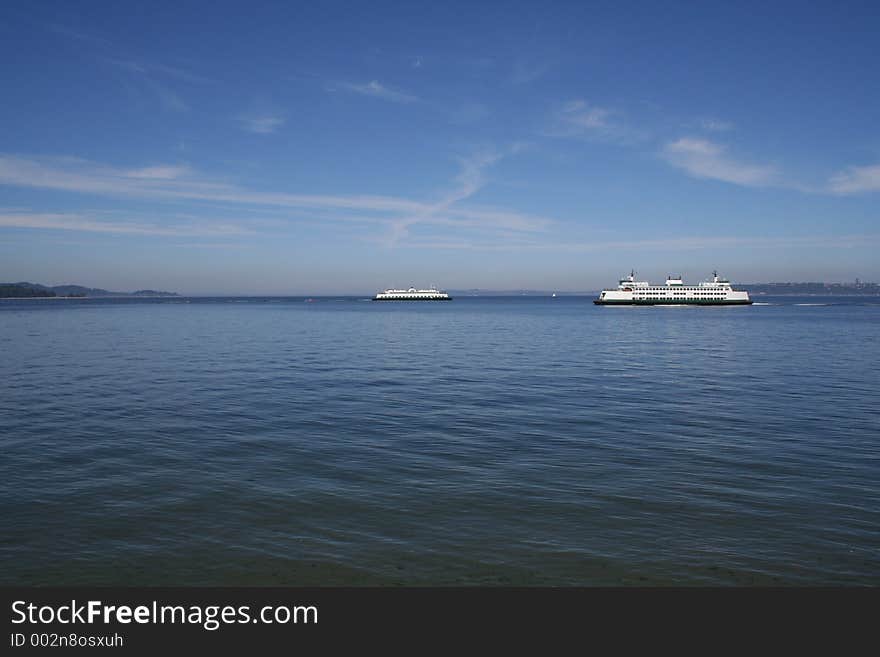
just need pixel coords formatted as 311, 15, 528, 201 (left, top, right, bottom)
1, 0, 878, 294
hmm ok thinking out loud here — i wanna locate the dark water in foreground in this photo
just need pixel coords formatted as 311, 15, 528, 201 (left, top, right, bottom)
1, 295, 878, 585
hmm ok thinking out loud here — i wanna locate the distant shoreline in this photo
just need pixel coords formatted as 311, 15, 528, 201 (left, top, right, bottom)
3, 292, 879, 300
0, 295, 182, 300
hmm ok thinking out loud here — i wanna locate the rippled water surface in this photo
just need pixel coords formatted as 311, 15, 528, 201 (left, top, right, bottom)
2, 296, 878, 585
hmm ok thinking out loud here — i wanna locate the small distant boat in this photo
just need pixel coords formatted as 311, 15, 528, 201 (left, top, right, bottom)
552, 293, 557, 297
373, 286, 452, 301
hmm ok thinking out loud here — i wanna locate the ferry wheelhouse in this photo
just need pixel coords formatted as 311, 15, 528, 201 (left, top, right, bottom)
594, 271, 751, 305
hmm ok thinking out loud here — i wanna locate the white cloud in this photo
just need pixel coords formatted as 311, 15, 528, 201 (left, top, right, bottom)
332, 80, 418, 103
661, 137, 778, 187
827, 164, 880, 194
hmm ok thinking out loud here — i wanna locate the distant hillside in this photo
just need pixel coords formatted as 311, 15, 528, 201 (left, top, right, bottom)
0, 283, 56, 298
47, 284, 111, 297
447, 283, 880, 296
448, 289, 595, 296
129, 290, 178, 296
737, 282, 880, 295
1, 282, 178, 298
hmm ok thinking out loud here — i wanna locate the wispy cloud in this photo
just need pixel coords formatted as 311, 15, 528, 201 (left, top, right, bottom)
661, 137, 778, 187
0, 154, 421, 213
45, 23, 212, 110
510, 59, 550, 85
560, 100, 610, 129
105, 57, 213, 85
0, 153, 550, 243
388, 233, 880, 253
558, 99, 610, 129
101, 55, 212, 115
144, 79, 189, 112
0, 211, 250, 237
381, 146, 538, 246
330, 80, 418, 104
237, 114, 286, 134
104, 57, 206, 112
46, 23, 113, 47
699, 118, 734, 132
169, 242, 256, 249
827, 164, 880, 194
448, 101, 490, 125
545, 100, 645, 143
236, 98, 286, 134
124, 165, 192, 180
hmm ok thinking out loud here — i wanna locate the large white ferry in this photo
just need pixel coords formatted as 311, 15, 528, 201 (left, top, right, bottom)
373, 286, 452, 301
594, 271, 752, 305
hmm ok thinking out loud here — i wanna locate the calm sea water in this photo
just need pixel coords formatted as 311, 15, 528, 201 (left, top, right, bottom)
1, 295, 878, 585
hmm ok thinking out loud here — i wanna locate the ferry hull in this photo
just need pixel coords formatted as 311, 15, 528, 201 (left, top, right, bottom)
372, 297, 453, 301
594, 299, 752, 306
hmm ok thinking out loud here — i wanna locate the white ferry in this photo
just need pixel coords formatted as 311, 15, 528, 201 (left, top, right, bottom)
373, 286, 452, 301
594, 271, 752, 305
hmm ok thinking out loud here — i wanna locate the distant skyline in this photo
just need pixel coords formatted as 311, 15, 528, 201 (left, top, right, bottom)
1, 1, 879, 294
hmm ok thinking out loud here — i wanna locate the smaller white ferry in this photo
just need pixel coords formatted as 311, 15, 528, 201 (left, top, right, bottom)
373, 286, 451, 301
594, 271, 751, 305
